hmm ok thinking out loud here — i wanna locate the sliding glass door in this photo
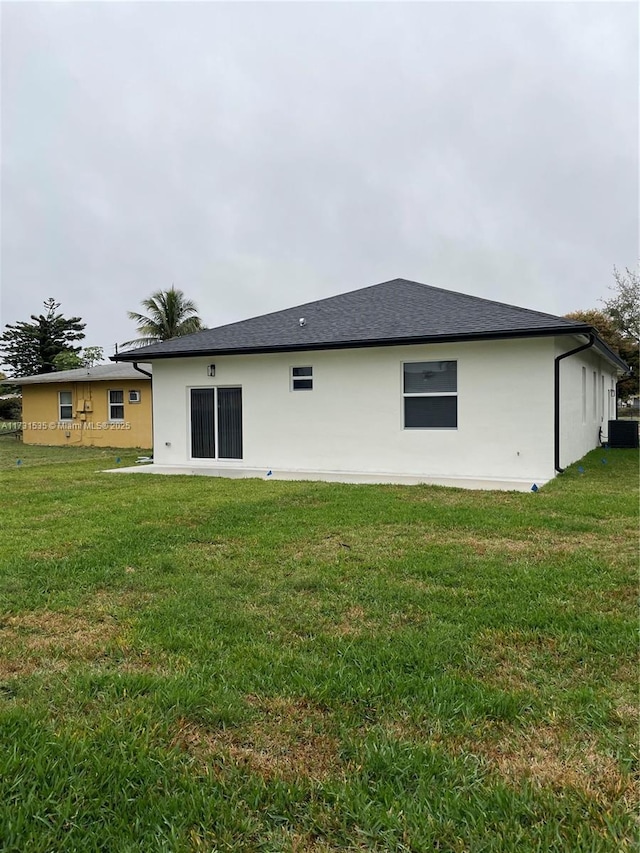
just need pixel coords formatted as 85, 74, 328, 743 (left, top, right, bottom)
217, 388, 243, 459
190, 387, 242, 459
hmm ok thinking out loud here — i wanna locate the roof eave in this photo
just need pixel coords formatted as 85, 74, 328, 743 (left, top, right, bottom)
112, 325, 593, 362
11, 368, 153, 385
589, 336, 631, 374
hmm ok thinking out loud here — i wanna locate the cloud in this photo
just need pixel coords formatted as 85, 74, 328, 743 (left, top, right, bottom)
1, 1, 637, 354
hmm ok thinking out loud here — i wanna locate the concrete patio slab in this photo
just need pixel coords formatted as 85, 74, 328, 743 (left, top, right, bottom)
104, 463, 545, 492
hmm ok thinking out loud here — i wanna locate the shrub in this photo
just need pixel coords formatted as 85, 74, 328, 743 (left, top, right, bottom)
0, 396, 22, 421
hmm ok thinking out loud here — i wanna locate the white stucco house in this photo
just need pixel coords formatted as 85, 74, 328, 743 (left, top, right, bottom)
112, 279, 628, 490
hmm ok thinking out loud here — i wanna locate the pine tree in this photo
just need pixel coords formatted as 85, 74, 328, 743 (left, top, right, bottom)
0, 298, 86, 377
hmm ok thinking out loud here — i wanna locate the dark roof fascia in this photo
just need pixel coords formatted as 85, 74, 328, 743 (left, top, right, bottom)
589, 336, 631, 373
112, 325, 597, 362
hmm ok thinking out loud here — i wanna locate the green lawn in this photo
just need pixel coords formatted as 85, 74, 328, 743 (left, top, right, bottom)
0, 444, 637, 851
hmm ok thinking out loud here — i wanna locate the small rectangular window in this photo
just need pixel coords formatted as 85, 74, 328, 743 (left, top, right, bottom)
291, 366, 313, 391
403, 361, 457, 429
610, 379, 616, 418
59, 391, 73, 421
129, 390, 141, 403
109, 390, 125, 421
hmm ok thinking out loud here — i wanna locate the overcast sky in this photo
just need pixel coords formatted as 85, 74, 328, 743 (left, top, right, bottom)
1, 1, 638, 358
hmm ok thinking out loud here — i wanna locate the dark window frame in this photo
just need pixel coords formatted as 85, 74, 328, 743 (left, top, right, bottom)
190, 386, 243, 460
402, 360, 458, 429
291, 366, 313, 391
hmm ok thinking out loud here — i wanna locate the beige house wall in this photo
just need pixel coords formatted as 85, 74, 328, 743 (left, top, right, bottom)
21, 379, 152, 448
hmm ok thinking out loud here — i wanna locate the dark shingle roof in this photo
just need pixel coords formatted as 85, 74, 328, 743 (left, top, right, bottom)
113, 278, 594, 361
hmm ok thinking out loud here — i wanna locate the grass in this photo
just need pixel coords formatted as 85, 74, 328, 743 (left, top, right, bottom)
0, 421, 21, 436
0, 442, 637, 851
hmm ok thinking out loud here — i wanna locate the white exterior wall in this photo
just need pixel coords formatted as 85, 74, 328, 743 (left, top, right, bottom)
150, 338, 558, 486
557, 342, 618, 469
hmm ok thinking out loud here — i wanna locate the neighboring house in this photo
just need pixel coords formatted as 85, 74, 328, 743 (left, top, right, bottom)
13, 363, 152, 448
112, 279, 628, 489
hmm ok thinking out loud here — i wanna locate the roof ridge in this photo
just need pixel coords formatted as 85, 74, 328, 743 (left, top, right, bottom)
385, 278, 582, 326
223, 277, 581, 328
157, 277, 579, 337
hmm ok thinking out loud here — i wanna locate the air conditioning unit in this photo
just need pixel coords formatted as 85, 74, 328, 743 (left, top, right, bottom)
129, 390, 141, 403
608, 420, 639, 449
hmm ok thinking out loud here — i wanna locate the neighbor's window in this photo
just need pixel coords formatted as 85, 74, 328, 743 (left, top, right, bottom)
59, 391, 73, 421
108, 390, 125, 421
403, 361, 457, 428
129, 389, 141, 403
291, 366, 313, 391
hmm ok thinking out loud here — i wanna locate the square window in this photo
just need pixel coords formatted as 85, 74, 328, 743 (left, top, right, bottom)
403, 361, 457, 429
291, 366, 313, 390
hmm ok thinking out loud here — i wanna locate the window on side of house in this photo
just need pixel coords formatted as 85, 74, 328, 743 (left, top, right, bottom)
403, 361, 457, 428
59, 391, 73, 421
129, 390, 141, 403
610, 378, 616, 419
291, 366, 313, 391
108, 390, 125, 421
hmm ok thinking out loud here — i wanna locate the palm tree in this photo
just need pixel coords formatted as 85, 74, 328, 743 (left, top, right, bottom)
121, 286, 205, 349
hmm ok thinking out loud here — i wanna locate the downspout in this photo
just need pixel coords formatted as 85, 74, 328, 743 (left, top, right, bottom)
554, 333, 595, 473
132, 363, 152, 379
132, 363, 153, 454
